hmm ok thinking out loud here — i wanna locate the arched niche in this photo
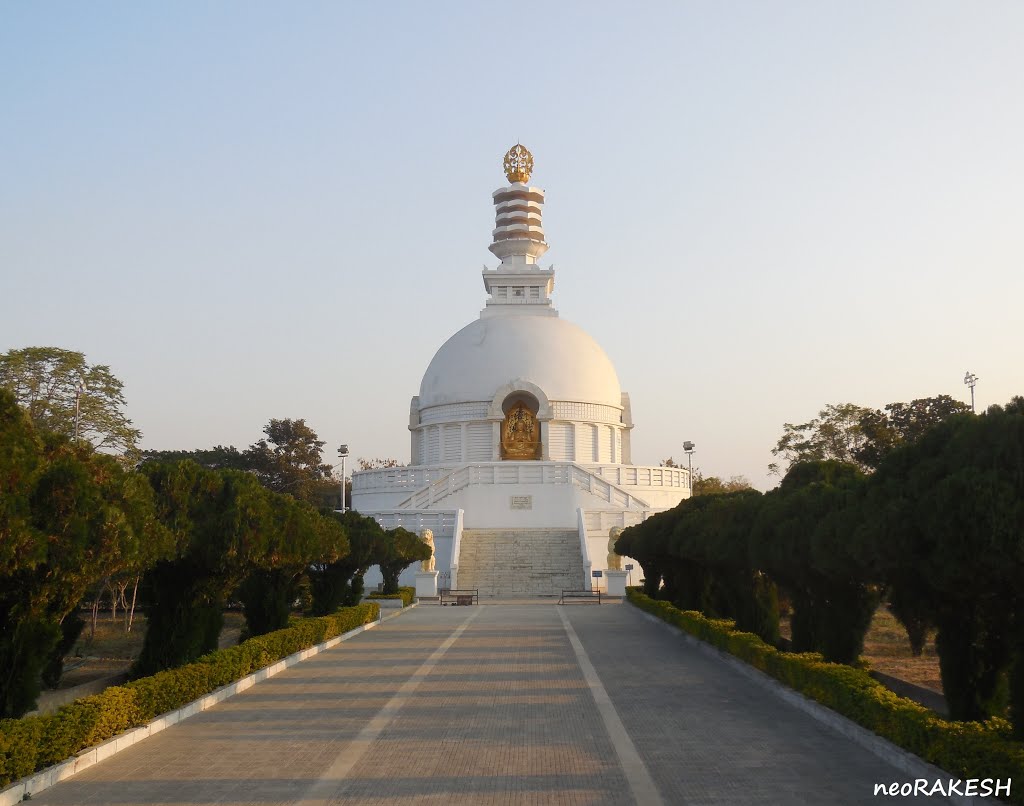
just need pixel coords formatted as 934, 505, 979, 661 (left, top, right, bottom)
488, 383, 549, 461
487, 380, 552, 420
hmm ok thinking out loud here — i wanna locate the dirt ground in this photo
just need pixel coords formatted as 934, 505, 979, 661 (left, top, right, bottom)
780, 604, 942, 693
54, 611, 247, 691
861, 606, 942, 693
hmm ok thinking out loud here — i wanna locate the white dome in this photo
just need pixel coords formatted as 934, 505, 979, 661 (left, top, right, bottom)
419, 314, 622, 409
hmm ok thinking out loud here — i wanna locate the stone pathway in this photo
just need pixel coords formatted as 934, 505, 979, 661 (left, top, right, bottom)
26, 602, 951, 805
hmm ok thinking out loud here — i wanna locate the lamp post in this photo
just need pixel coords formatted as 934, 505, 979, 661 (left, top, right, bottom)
337, 444, 349, 513
683, 440, 695, 496
74, 380, 87, 441
964, 372, 978, 414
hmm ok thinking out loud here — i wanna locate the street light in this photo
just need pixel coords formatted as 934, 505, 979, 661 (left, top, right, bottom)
964, 372, 979, 414
683, 440, 695, 496
337, 444, 349, 513
74, 380, 87, 441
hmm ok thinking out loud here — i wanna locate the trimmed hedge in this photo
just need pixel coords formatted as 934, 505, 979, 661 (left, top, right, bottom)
367, 586, 416, 608
0, 602, 379, 788
627, 589, 1024, 803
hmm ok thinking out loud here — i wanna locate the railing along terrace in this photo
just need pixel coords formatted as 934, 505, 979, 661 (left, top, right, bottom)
399, 462, 650, 511
352, 465, 455, 492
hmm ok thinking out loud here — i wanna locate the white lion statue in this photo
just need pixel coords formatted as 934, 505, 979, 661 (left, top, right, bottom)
420, 528, 436, 572
606, 527, 623, 571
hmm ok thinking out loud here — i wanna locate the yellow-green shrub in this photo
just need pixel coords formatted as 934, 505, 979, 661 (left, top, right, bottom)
0, 602, 378, 787
367, 586, 415, 607
627, 588, 1024, 804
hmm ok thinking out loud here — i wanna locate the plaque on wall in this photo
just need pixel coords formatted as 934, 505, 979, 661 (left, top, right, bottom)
510, 495, 533, 510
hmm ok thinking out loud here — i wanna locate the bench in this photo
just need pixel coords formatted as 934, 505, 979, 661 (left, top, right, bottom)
558, 589, 603, 605
440, 588, 479, 606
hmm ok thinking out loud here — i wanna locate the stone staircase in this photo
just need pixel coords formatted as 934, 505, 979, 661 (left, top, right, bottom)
456, 529, 586, 597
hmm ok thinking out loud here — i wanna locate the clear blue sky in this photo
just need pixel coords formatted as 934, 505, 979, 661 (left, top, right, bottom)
3, 2, 1022, 489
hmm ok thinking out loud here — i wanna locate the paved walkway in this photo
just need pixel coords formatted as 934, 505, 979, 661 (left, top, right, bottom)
28, 602, 949, 805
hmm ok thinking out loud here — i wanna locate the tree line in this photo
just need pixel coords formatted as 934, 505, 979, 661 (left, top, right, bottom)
0, 388, 427, 719
617, 395, 1024, 738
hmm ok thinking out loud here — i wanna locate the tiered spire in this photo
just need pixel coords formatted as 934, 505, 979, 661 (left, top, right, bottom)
488, 144, 549, 265
482, 145, 556, 317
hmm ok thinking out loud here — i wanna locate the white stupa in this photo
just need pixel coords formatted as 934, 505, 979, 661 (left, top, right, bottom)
354, 145, 690, 596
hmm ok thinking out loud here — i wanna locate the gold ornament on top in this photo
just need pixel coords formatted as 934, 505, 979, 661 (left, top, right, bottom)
503, 144, 534, 183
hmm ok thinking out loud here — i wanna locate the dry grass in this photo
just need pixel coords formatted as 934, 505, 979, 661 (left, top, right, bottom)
779, 605, 942, 693
861, 606, 943, 693
56, 611, 249, 691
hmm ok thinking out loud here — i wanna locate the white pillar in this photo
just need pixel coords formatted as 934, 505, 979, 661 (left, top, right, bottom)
415, 571, 439, 598
606, 570, 627, 597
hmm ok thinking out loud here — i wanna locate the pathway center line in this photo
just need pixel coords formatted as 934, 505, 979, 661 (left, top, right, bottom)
296, 607, 483, 805
557, 607, 666, 806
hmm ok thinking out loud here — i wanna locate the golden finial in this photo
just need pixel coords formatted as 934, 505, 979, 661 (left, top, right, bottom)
503, 143, 534, 183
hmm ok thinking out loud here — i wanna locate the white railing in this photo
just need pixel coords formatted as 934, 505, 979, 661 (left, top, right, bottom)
450, 509, 464, 590
396, 462, 651, 511
400, 465, 474, 508
567, 465, 647, 510
583, 464, 691, 492
582, 509, 654, 535
356, 463, 690, 495
576, 507, 592, 589
352, 465, 457, 493
369, 509, 460, 538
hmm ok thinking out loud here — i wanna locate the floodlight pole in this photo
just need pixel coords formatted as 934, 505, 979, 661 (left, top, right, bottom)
683, 440, 695, 497
964, 372, 978, 414
338, 444, 349, 513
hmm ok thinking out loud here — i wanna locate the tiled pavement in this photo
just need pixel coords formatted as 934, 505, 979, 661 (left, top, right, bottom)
27, 602, 950, 805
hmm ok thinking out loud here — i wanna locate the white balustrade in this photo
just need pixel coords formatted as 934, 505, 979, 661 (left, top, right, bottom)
389, 461, 675, 511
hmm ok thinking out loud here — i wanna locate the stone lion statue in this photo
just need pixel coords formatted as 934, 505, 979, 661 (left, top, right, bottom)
419, 528, 436, 572
606, 527, 623, 571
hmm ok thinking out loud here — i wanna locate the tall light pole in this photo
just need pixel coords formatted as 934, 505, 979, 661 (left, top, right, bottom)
964, 372, 978, 414
74, 380, 87, 441
683, 440, 695, 497
338, 444, 349, 513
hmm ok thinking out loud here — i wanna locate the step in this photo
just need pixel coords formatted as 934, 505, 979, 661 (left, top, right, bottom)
456, 529, 585, 597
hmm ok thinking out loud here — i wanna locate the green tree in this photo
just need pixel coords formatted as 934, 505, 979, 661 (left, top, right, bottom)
133, 462, 259, 676
237, 494, 348, 638
0, 347, 141, 456
863, 400, 1023, 726
854, 394, 971, 470
752, 461, 878, 664
243, 419, 334, 505
692, 471, 753, 496
673, 490, 779, 644
140, 445, 248, 471
378, 527, 431, 594
135, 460, 351, 673
615, 509, 676, 598
0, 391, 170, 716
768, 403, 873, 476
357, 457, 405, 470
308, 512, 386, 615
